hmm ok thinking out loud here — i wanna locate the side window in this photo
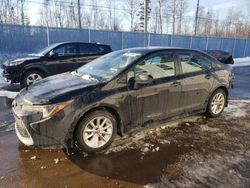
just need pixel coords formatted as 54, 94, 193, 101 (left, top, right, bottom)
127, 53, 175, 81
179, 53, 212, 74
53, 44, 78, 56
79, 44, 100, 55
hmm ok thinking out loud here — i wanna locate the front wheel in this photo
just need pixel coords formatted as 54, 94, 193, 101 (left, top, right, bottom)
75, 110, 117, 153
207, 89, 226, 117
23, 70, 45, 86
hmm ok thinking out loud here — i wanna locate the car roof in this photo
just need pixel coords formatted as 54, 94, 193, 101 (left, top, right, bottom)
115, 47, 204, 55
51, 41, 110, 46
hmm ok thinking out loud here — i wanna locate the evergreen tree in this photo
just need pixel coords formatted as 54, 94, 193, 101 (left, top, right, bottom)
136, 0, 151, 32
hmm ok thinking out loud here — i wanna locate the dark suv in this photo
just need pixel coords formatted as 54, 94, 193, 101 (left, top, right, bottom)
2, 42, 112, 86
12, 47, 234, 153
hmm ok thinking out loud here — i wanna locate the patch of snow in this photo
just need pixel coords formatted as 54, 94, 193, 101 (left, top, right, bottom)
0, 68, 6, 86
0, 90, 18, 99
232, 57, 250, 67
81, 74, 97, 81
30, 156, 39, 160
147, 151, 248, 188
224, 101, 248, 119
200, 124, 220, 132
54, 158, 59, 164
4, 123, 15, 132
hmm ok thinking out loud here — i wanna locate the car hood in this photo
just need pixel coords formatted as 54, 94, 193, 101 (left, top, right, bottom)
3, 55, 41, 65
17, 72, 102, 105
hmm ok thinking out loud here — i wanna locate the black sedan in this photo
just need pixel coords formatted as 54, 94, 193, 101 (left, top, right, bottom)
12, 47, 233, 153
2, 42, 112, 86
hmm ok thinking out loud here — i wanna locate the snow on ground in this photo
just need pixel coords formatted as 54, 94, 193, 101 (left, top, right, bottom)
0, 90, 18, 99
0, 68, 19, 99
224, 100, 250, 119
233, 57, 250, 67
0, 68, 5, 85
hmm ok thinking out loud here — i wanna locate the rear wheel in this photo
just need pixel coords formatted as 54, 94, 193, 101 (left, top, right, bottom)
23, 70, 45, 86
207, 89, 226, 117
75, 110, 117, 153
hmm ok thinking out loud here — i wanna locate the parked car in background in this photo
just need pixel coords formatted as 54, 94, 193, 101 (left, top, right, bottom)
2, 42, 112, 86
12, 47, 234, 153
204, 50, 234, 64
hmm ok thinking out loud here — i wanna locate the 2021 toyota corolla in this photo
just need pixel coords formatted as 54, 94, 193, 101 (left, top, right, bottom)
12, 47, 234, 153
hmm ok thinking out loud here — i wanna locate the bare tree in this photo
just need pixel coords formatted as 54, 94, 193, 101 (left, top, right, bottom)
194, 0, 199, 35
167, 0, 178, 35
176, 0, 187, 34
124, 0, 140, 31
156, 0, 165, 34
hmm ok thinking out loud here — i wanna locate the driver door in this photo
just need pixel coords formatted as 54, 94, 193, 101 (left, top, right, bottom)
125, 52, 182, 127
45, 43, 80, 75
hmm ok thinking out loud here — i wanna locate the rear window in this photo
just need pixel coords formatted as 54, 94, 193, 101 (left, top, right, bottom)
79, 44, 100, 55
179, 53, 212, 74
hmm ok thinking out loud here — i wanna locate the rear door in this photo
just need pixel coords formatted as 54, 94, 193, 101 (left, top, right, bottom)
177, 51, 214, 113
125, 51, 182, 126
77, 43, 102, 68
45, 43, 79, 75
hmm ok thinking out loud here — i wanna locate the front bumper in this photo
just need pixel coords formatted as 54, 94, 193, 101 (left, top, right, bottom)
1, 64, 22, 83
12, 103, 76, 148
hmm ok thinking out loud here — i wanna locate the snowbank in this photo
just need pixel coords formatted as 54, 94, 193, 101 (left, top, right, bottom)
0, 68, 4, 85
233, 57, 250, 67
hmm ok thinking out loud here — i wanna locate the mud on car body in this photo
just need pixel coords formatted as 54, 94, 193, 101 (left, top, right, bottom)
12, 47, 234, 153
2, 41, 112, 87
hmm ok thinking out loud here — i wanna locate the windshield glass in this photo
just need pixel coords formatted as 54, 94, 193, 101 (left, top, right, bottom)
77, 50, 142, 81
35, 43, 59, 56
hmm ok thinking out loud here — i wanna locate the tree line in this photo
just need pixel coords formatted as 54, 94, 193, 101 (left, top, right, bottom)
1, 0, 250, 38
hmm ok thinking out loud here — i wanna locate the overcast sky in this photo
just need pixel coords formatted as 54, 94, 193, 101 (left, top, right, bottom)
27, 0, 250, 26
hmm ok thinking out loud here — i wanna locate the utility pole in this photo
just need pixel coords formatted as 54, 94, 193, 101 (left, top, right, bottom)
144, 0, 148, 33
77, 0, 82, 29
194, 0, 200, 35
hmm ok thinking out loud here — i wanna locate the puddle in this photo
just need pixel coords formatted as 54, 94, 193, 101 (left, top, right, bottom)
0, 97, 14, 132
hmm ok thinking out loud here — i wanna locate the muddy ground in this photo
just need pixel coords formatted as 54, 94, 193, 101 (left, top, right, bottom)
0, 66, 250, 188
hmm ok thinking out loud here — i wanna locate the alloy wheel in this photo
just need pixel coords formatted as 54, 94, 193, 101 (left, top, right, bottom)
83, 116, 113, 148
26, 73, 43, 85
211, 93, 225, 115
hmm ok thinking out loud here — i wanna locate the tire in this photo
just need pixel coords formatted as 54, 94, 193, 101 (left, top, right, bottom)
206, 89, 226, 117
23, 70, 45, 86
75, 110, 117, 153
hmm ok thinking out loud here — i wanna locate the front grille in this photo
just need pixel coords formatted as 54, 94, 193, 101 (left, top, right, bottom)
15, 121, 30, 138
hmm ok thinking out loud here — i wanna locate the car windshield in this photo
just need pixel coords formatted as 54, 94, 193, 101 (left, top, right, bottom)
76, 50, 142, 82
34, 43, 60, 56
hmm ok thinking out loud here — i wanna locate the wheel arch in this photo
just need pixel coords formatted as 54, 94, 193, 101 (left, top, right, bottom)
206, 85, 229, 109
21, 66, 50, 84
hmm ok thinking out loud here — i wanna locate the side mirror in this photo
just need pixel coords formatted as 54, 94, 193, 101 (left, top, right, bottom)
49, 50, 58, 57
134, 73, 153, 89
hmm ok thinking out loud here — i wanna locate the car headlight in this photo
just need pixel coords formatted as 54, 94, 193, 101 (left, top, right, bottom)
22, 101, 72, 119
9, 60, 25, 66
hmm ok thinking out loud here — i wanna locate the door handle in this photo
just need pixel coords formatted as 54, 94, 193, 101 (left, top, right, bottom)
171, 81, 181, 87
205, 74, 211, 79
72, 59, 77, 62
